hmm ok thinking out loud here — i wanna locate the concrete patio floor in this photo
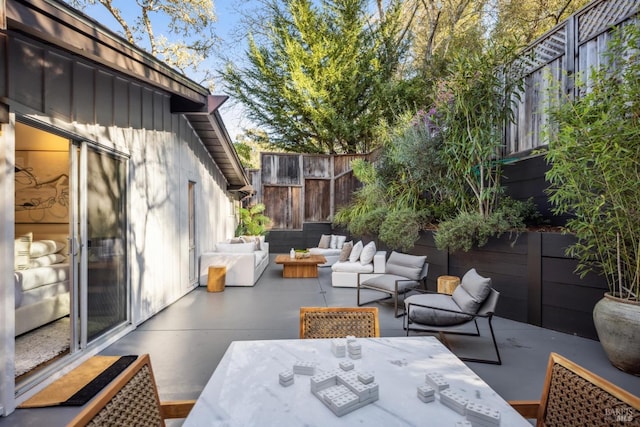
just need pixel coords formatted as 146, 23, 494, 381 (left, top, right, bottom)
3, 254, 640, 426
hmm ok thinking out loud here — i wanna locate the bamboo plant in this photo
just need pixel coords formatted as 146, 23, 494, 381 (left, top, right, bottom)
544, 22, 640, 301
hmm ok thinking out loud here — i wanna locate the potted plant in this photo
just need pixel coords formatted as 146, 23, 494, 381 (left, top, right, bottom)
544, 22, 640, 375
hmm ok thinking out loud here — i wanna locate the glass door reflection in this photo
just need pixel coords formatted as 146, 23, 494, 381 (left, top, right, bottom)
85, 149, 127, 341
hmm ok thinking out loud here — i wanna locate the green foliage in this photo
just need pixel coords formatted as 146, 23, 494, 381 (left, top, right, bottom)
222, 0, 409, 154
376, 109, 462, 211
235, 203, 271, 236
344, 208, 387, 238
378, 209, 424, 253
544, 23, 640, 300
434, 197, 529, 253
234, 142, 253, 168
233, 128, 277, 169
435, 42, 521, 217
333, 160, 386, 237
334, 109, 461, 251
496, 197, 543, 228
489, 0, 591, 47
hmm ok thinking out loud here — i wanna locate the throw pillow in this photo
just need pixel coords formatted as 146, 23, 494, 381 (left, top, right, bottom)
30, 239, 66, 257
452, 285, 481, 314
339, 241, 353, 262
330, 234, 338, 249
30, 253, 66, 268
318, 234, 331, 249
241, 235, 261, 250
460, 268, 492, 303
14, 232, 33, 271
359, 241, 377, 265
336, 235, 347, 249
349, 241, 364, 263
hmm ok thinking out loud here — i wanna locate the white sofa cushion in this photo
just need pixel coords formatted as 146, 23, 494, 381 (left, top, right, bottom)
349, 241, 364, 262
240, 235, 265, 250
331, 261, 374, 274
216, 242, 255, 253
309, 247, 341, 257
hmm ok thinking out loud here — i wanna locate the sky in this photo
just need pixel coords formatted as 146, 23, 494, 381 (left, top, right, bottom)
71, 1, 258, 141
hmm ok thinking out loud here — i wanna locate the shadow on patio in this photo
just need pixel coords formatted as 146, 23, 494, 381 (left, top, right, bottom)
3, 255, 639, 426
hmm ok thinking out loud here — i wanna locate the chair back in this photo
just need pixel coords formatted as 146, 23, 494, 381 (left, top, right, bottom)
299, 307, 380, 339
476, 289, 500, 317
67, 354, 166, 427
538, 352, 640, 427
419, 262, 429, 281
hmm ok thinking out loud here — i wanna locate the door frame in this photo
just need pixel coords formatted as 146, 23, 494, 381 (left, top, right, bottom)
3, 115, 134, 412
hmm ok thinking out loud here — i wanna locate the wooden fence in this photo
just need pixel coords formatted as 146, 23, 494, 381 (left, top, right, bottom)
506, 0, 638, 155
246, 152, 374, 230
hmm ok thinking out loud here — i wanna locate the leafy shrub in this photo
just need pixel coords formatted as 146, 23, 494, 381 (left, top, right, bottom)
346, 208, 387, 238
495, 197, 543, 228
434, 197, 533, 252
378, 209, 424, 252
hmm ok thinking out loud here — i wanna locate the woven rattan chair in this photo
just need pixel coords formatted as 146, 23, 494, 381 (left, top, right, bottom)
67, 354, 195, 427
299, 307, 380, 339
509, 352, 640, 426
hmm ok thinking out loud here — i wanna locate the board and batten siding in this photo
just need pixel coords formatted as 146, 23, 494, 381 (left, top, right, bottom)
5, 33, 236, 326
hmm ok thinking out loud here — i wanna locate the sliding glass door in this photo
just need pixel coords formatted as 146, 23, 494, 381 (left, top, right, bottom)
13, 122, 129, 390
84, 148, 128, 342
73, 142, 129, 349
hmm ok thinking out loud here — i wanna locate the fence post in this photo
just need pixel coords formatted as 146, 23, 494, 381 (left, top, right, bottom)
564, 13, 577, 100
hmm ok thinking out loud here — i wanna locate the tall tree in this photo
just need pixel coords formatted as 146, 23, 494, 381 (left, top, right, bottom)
488, 0, 591, 46
400, 0, 487, 67
69, 0, 218, 88
222, 0, 408, 154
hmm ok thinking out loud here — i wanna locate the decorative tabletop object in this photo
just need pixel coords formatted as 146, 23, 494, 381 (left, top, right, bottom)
295, 249, 311, 259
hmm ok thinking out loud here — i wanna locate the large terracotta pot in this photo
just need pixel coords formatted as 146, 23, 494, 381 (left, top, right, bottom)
593, 293, 640, 376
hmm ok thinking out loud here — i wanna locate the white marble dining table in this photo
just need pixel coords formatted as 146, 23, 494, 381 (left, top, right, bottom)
183, 336, 530, 427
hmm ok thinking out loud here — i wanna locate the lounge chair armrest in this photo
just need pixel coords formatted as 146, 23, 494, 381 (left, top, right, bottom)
160, 400, 196, 419
508, 400, 540, 419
